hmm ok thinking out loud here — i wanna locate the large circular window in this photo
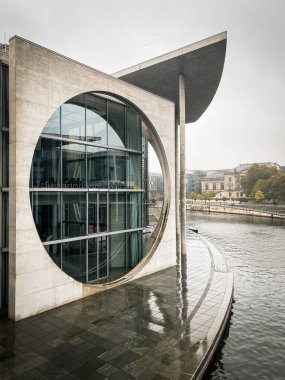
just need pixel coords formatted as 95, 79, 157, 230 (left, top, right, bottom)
30, 93, 148, 284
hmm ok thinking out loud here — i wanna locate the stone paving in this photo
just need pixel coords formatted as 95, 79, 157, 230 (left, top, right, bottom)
0, 231, 233, 379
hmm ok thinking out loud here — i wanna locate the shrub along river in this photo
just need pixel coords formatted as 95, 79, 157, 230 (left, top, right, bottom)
187, 211, 285, 380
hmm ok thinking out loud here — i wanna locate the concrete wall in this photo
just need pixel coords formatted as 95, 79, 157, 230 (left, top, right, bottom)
8, 37, 176, 320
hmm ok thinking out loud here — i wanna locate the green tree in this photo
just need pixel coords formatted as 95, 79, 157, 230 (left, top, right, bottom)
264, 173, 285, 202
200, 191, 215, 200
241, 164, 279, 196
254, 190, 265, 202
187, 192, 198, 200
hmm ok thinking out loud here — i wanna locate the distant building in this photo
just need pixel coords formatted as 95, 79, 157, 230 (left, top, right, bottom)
148, 172, 164, 200
186, 170, 206, 194
201, 170, 225, 195
202, 162, 281, 199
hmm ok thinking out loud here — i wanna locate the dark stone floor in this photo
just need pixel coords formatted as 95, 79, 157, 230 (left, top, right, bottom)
0, 233, 231, 379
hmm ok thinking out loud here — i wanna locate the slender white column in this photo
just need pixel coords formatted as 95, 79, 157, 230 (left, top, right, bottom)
175, 114, 180, 244
179, 74, 186, 255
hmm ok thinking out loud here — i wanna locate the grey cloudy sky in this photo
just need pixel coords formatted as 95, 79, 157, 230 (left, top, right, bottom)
1, 0, 285, 171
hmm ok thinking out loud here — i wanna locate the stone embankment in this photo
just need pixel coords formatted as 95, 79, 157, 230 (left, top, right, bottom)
187, 203, 285, 219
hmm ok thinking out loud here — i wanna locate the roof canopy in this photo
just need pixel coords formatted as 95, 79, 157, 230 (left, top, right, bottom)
114, 32, 227, 124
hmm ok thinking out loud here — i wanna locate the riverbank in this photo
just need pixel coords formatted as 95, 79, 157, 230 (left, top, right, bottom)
186, 203, 285, 219
149, 203, 285, 219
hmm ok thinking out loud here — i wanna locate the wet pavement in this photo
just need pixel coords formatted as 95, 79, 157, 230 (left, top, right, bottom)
0, 231, 233, 379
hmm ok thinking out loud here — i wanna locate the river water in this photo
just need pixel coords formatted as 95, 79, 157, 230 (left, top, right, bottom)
187, 211, 285, 380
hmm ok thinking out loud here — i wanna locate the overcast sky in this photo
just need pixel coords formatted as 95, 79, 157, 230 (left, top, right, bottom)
1, 0, 284, 171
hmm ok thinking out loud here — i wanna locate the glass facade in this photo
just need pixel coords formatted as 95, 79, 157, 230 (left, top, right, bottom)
1, 64, 9, 307
87, 146, 107, 188
1, 65, 9, 129
32, 138, 60, 187
62, 240, 87, 282
62, 142, 86, 188
61, 95, 85, 141
30, 93, 144, 283
62, 193, 86, 238
86, 94, 107, 144
108, 101, 125, 147
33, 192, 60, 242
43, 108, 60, 136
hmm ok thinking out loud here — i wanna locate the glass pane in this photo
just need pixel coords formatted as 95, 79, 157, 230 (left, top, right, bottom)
88, 238, 97, 282
127, 108, 141, 150
2, 192, 9, 248
61, 95, 85, 140
62, 240, 86, 282
108, 101, 125, 147
62, 193, 86, 238
2, 65, 9, 128
109, 150, 126, 189
109, 233, 126, 277
98, 236, 107, 278
127, 231, 142, 269
88, 193, 97, 234
87, 146, 107, 188
32, 192, 61, 242
109, 193, 126, 232
142, 137, 148, 191
2, 131, 9, 187
45, 244, 61, 268
98, 193, 107, 233
42, 108, 60, 136
127, 192, 141, 229
128, 153, 142, 189
32, 138, 61, 188
62, 142, 86, 188
86, 94, 107, 144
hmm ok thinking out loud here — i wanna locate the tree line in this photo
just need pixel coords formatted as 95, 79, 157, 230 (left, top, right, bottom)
241, 164, 285, 202
186, 164, 285, 203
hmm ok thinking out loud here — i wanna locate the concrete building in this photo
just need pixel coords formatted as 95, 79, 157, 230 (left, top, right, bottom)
0, 33, 226, 320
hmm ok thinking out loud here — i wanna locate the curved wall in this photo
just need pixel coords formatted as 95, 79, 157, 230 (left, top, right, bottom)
8, 37, 176, 320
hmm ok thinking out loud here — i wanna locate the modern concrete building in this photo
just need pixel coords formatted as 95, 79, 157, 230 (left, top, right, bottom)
114, 32, 227, 255
0, 33, 226, 320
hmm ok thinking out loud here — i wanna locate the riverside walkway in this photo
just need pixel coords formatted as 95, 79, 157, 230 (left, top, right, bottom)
0, 232, 233, 379
186, 203, 285, 219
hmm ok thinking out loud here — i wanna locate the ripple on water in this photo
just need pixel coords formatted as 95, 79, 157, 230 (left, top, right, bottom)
187, 212, 285, 380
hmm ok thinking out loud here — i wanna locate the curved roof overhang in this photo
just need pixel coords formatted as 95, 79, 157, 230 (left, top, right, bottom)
113, 32, 227, 124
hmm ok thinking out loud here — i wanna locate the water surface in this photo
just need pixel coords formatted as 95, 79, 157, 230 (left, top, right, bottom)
187, 212, 285, 380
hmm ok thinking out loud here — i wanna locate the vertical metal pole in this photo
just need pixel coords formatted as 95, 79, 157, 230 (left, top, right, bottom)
175, 114, 180, 255
179, 74, 186, 255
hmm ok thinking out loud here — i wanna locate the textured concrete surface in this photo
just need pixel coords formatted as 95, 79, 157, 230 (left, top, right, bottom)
8, 36, 176, 320
114, 32, 227, 124
0, 231, 233, 379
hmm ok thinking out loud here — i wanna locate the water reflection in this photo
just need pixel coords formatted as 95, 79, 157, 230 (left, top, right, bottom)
189, 211, 285, 380
0, 231, 213, 378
